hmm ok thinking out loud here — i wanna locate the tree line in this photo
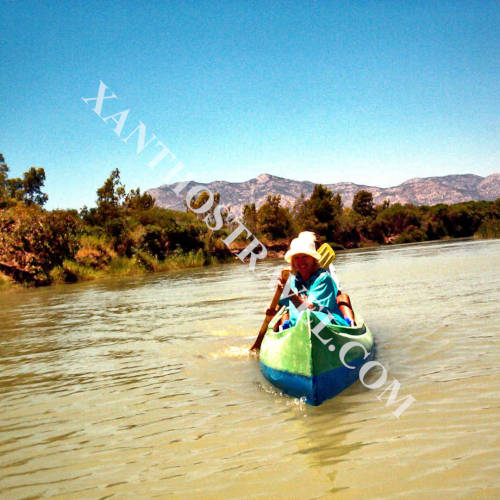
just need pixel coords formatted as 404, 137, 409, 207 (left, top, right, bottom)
241, 184, 500, 247
0, 154, 231, 286
1, 152, 498, 286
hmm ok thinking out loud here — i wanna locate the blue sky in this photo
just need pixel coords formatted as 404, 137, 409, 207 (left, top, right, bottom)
1, 0, 499, 209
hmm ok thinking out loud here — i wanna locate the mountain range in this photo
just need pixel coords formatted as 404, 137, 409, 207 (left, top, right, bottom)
148, 172, 500, 216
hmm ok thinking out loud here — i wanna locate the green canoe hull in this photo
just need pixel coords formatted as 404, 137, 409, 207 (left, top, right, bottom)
259, 309, 375, 405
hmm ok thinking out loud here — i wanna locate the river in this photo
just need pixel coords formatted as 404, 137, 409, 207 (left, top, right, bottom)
0, 239, 499, 499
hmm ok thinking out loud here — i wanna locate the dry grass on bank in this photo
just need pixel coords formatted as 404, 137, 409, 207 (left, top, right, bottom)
47, 249, 217, 285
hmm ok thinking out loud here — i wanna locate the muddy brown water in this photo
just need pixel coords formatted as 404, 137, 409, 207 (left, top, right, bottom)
0, 239, 499, 499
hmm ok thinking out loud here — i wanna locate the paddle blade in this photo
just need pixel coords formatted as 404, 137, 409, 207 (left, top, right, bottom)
318, 243, 336, 268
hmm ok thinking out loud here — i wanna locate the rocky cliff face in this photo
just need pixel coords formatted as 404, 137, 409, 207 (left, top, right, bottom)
147, 172, 500, 215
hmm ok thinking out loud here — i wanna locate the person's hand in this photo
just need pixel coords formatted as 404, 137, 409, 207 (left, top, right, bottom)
265, 307, 276, 316
277, 275, 287, 289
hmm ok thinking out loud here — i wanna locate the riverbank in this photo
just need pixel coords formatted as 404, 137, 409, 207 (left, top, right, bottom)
0, 270, 17, 289
2, 233, 498, 292
0, 249, 228, 289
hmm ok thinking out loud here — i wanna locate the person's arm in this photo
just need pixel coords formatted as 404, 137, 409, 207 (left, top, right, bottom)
277, 275, 311, 309
307, 272, 337, 312
266, 275, 293, 316
287, 292, 307, 309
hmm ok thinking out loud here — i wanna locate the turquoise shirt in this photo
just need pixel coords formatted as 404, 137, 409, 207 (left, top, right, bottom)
278, 268, 348, 327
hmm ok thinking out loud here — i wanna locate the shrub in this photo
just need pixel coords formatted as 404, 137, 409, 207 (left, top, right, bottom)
60, 260, 99, 281
394, 226, 427, 244
140, 224, 169, 259
474, 218, 500, 239
0, 206, 80, 284
75, 234, 116, 268
134, 251, 158, 272
108, 256, 142, 276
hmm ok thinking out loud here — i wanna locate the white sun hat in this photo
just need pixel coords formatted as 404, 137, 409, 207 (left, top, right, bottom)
284, 232, 321, 263
297, 231, 316, 242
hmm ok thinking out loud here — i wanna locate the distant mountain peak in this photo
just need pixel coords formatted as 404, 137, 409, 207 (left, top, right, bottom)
147, 172, 500, 216
256, 173, 272, 182
255, 173, 288, 183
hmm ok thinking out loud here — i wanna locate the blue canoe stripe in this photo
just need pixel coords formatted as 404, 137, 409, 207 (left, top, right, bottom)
259, 351, 375, 406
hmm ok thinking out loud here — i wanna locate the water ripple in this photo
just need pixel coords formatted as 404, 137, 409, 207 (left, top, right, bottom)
0, 239, 499, 498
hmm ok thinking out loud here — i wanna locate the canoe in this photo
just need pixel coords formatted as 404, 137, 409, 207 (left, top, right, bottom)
259, 308, 375, 405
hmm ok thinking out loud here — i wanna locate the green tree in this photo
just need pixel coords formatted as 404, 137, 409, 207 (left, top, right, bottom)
92, 169, 131, 252
0, 154, 9, 204
336, 208, 362, 248
6, 177, 23, 200
242, 203, 258, 234
96, 168, 125, 217
352, 190, 374, 217
375, 203, 420, 238
256, 195, 293, 240
0, 155, 48, 207
124, 188, 155, 211
21, 167, 48, 206
188, 191, 220, 220
294, 185, 343, 241
293, 193, 313, 230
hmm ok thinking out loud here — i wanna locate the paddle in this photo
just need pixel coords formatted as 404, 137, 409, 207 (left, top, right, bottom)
249, 243, 336, 352
317, 243, 336, 268
250, 268, 291, 351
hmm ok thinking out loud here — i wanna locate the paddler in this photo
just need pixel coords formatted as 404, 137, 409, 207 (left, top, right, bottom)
271, 231, 349, 328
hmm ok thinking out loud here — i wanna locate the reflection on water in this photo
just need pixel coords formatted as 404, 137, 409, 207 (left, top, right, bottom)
0, 239, 499, 498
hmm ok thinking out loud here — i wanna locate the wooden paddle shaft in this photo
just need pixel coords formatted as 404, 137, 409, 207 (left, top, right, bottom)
258, 268, 290, 334
250, 268, 290, 351
269, 269, 290, 310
